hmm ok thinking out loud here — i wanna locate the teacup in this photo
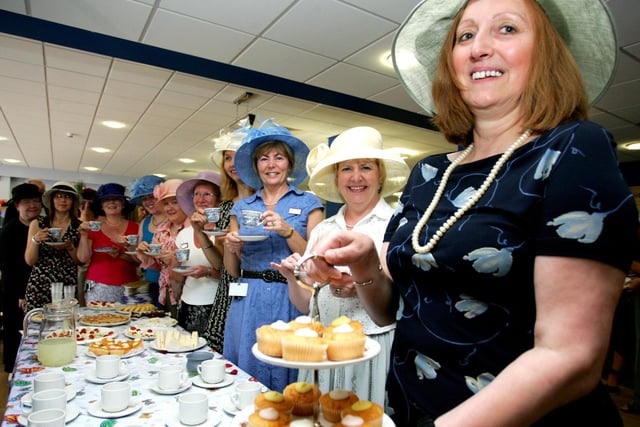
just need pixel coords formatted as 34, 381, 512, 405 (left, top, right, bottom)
100, 382, 130, 413
197, 359, 225, 384
95, 355, 126, 379
186, 351, 214, 374
125, 234, 139, 246
175, 248, 190, 263
147, 244, 162, 255
240, 210, 263, 228
204, 207, 220, 223
22, 388, 66, 414
27, 408, 66, 427
88, 221, 102, 231
48, 228, 62, 240
230, 382, 262, 410
33, 372, 66, 393
178, 393, 208, 425
158, 365, 188, 390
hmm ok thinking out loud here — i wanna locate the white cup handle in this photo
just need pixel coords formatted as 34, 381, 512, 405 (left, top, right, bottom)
230, 392, 240, 409
197, 365, 203, 375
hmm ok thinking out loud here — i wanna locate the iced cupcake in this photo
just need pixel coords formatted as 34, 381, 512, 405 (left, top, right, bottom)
320, 389, 359, 422
283, 381, 321, 416
256, 320, 292, 357
281, 327, 327, 362
341, 401, 383, 427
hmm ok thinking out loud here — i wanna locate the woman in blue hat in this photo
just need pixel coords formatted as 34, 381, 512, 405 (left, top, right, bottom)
129, 175, 168, 307
223, 120, 324, 391
77, 183, 139, 304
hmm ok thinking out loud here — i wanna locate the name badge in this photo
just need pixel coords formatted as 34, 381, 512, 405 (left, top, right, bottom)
289, 208, 301, 215
229, 282, 248, 297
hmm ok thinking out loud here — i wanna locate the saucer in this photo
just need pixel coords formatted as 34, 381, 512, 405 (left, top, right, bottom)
18, 404, 80, 425
124, 250, 138, 255
165, 409, 221, 427
192, 373, 235, 389
202, 230, 226, 236
94, 246, 115, 253
21, 385, 76, 406
238, 235, 268, 242
150, 378, 192, 395
173, 265, 195, 274
222, 398, 240, 416
88, 399, 142, 418
44, 241, 66, 247
85, 367, 130, 384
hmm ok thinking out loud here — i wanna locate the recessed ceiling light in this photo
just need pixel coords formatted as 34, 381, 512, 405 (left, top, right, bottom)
154, 173, 167, 178
179, 158, 196, 164
0, 136, 8, 141
91, 147, 112, 153
3, 158, 20, 163
393, 49, 420, 70
624, 141, 640, 151
380, 52, 395, 69
101, 120, 126, 129
83, 166, 99, 171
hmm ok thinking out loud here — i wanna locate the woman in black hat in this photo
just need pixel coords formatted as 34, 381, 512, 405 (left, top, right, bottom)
77, 183, 139, 304
24, 181, 82, 312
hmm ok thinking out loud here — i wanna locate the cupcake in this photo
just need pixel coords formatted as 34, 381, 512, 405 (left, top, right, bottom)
248, 407, 290, 427
254, 390, 294, 416
333, 414, 372, 427
256, 320, 292, 357
328, 315, 363, 332
320, 389, 359, 422
324, 322, 366, 361
283, 381, 321, 416
281, 327, 327, 362
289, 315, 324, 335
341, 401, 383, 427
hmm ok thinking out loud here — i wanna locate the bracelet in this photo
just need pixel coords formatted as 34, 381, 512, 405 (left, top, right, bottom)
31, 236, 41, 245
284, 227, 295, 239
353, 264, 383, 287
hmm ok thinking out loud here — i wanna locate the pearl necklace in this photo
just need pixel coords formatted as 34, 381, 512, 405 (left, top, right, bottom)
411, 129, 532, 254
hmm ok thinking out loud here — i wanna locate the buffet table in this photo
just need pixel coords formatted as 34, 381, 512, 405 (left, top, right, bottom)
1, 308, 262, 427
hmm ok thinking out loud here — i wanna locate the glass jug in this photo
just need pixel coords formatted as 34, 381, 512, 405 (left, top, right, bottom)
25, 298, 78, 367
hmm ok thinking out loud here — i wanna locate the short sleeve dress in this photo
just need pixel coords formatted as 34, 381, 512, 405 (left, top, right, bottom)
25, 216, 81, 312
223, 185, 323, 392
383, 121, 638, 425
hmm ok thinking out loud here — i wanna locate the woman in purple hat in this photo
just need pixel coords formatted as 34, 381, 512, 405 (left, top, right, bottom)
77, 183, 139, 304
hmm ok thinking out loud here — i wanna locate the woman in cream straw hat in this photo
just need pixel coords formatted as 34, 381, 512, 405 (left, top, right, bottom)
296, 0, 637, 425
223, 119, 323, 392
274, 126, 409, 406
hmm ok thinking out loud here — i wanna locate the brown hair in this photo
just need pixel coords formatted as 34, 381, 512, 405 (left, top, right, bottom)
333, 158, 387, 198
252, 141, 294, 178
47, 191, 79, 222
219, 150, 256, 202
432, 0, 589, 145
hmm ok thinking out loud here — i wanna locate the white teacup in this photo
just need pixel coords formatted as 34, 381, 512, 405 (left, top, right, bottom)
23, 388, 66, 414
240, 210, 264, 228
175, 248, 190, 263
158, 365, 188, 390
100, 382, 130, 413
27, 408, 66, 427
197, 359, 225, 384
125, 234, 139, 246
230, 382, 262, 410
148, 243, 162, 255
95, 355, 126, 379
178, 392, 208, 425
33, 372, 66, 394
204, 207, 220, 222
88, 221, 102, 231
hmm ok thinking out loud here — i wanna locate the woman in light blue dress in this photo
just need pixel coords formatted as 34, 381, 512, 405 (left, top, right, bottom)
223, 120, 323, 391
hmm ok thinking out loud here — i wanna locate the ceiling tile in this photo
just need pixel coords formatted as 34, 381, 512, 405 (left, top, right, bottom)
45, 44, 111, 77
307, 62, 398, 98
0, 34, 43, 64
340, 0, 422, 24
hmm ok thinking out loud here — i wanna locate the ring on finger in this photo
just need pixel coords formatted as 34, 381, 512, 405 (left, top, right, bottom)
334, 287, 342, 295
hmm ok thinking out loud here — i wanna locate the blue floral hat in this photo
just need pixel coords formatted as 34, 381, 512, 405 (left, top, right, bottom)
234, 119, 310, 190
129, 175, 165, 205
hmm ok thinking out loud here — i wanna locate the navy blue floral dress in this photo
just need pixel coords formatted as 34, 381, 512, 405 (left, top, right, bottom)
384, 121, 637, 425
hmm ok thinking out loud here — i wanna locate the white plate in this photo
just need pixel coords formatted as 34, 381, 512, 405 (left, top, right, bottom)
124, 325, 159, 340
202, 230, 226, 236
79, 314, 131, 327
19, 404, 80, 425
85, 367, 131, 384
94, 246, 115, 253
135, 316, 178, 328
238, 235, 268, 242
76, 326, 118, 344
21, 385, 76, 406
149, 378, 192, 395
222, 398, 240, 416
231, 405, 395, 427
86, 344, 145, 359
88, 399, 142, 418
86, 302, 120, 311
165, 409, 221, 427
192, 373, 235, 389
251, 337, 381, 369
43, 241, 66, 247
149, 336, 207, 353
124, 250, 138, 255
172, 265, 195, 274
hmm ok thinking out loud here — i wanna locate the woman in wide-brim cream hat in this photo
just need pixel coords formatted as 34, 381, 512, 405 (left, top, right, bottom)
275, 125, 409, 405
